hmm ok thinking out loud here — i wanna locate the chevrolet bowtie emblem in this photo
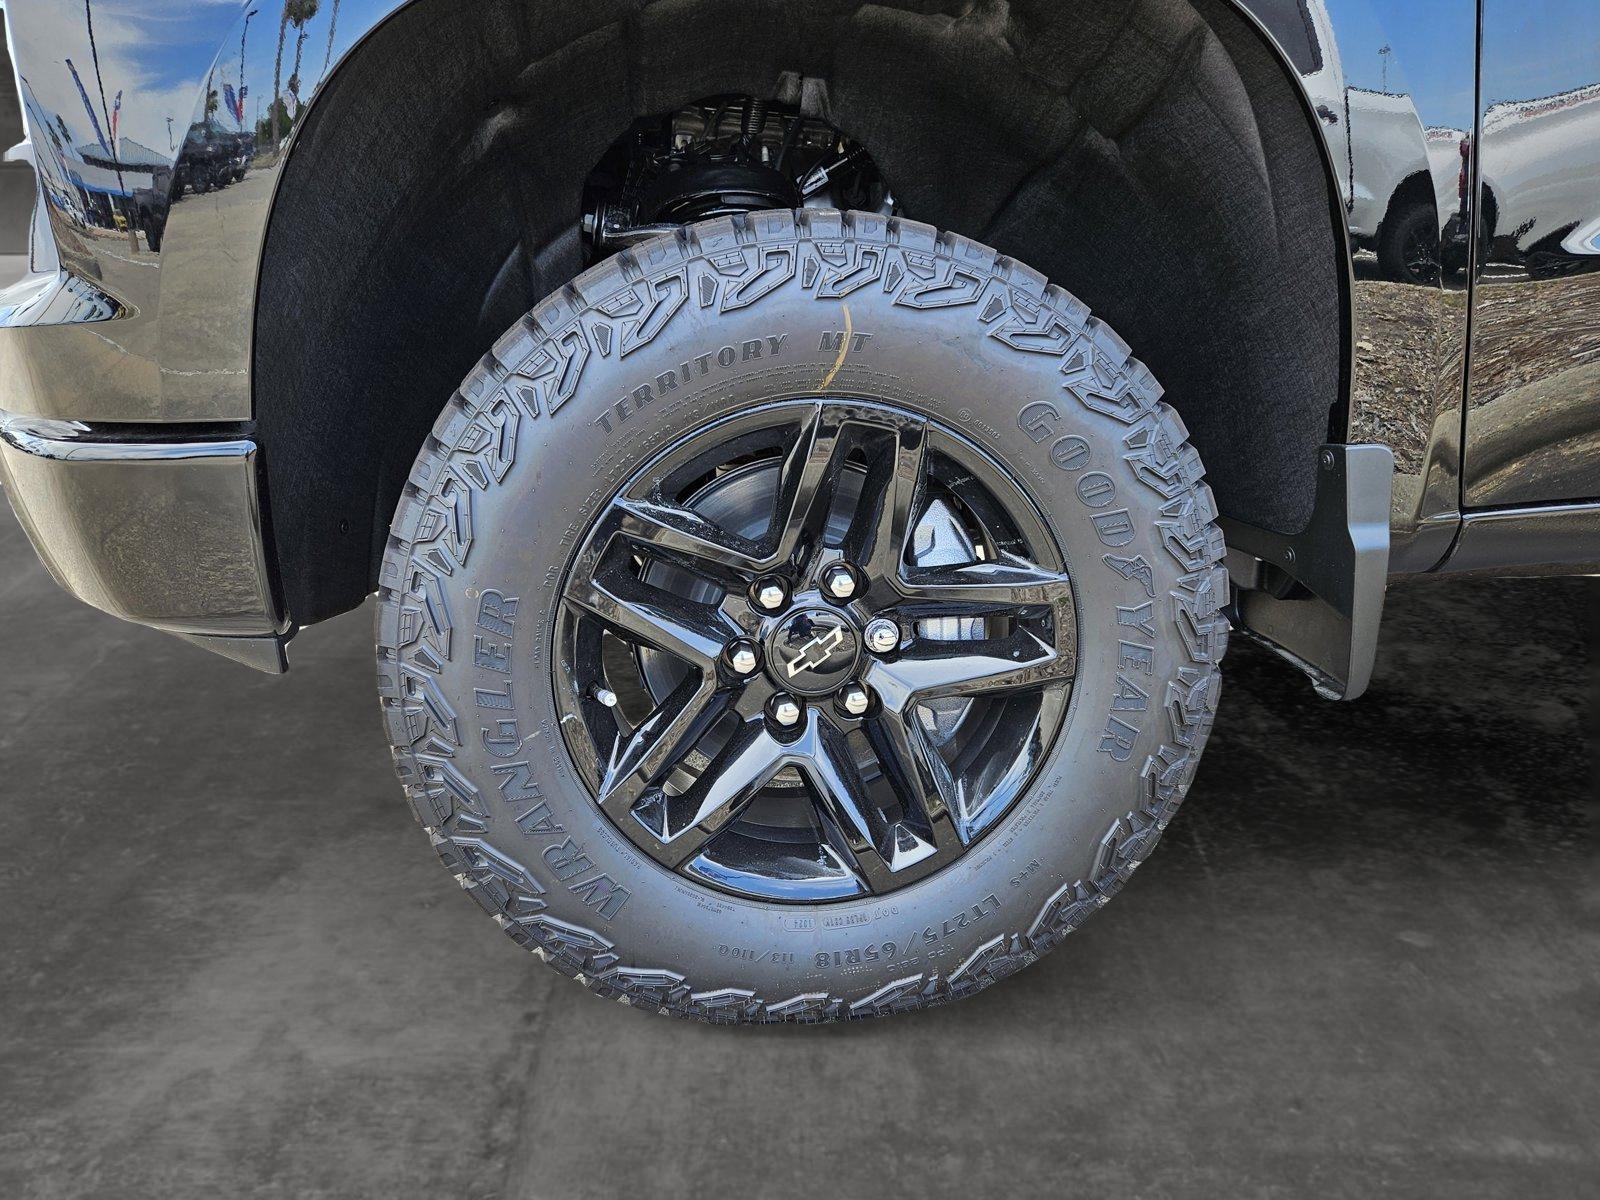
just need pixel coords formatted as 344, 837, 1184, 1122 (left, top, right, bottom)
784, 625, 848, 677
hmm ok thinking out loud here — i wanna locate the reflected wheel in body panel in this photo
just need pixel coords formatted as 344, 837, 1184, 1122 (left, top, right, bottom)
1379, 200, 1442, 285
375, 211, 1228, 1022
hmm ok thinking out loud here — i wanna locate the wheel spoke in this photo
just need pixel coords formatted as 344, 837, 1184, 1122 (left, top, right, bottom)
654, 720, 790, 866
897, 552, 1072, 606
845, 420, 927, 583
598, 675, 729, 819
771, 405, 850, 567
799, 718, 901, 893
863, 711, 955, 821
867, 628, 1074, 707
614, 496, 765, 575
861, 713, 964, 877
565, 564, 730, 669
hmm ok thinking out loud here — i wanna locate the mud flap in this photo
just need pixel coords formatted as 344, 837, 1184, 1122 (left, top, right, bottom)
1220, 444, 1394, 700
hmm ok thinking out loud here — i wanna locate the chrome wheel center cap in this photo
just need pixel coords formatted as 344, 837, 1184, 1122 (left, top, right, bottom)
767, 608, 860, 696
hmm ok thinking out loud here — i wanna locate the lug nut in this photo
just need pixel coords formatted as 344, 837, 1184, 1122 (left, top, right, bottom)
822, 563, 858, 601
725, 639, 760, 676
753, 576, 788, 612
864, 618, 900, 655
839, 682, 872, 717
768, 693, 803, 728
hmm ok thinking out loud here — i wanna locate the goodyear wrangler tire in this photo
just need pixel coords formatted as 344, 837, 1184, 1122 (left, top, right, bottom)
376, 210, 1228, 1023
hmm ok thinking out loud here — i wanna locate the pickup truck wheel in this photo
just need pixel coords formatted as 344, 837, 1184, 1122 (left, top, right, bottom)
375, 211, 1228, 1022
1379, 201, 1441, 284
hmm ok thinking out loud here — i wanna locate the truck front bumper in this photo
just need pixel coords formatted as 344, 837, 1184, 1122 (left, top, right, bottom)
1, 285, 287, 671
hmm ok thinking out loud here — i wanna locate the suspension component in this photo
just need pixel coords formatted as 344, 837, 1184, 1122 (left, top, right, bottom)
581, 93, 892, 262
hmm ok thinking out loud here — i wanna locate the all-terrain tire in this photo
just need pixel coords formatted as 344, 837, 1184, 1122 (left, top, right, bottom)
375, 210, 1228, 1023
1378, 201, 1441, 285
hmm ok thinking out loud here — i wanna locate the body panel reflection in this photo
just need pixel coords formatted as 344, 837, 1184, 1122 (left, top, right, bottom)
1466, 5, 1600, 508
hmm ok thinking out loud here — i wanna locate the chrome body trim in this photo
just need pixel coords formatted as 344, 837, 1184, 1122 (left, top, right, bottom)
0, 406, 284, 638
0, 412, 254, 461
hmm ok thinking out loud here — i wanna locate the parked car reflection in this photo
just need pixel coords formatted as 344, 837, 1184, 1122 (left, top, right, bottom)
175, 118, 254, 199
1467, 51, 1600, 508
1478, 83, 1600, 278
1259, 0, 1462, 285
13, 69, 255, 263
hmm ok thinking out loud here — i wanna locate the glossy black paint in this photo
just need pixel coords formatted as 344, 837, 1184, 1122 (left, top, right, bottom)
554, 400, 1074, 900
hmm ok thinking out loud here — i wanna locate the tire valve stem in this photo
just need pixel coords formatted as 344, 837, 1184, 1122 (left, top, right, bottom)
592, 686, 619, 708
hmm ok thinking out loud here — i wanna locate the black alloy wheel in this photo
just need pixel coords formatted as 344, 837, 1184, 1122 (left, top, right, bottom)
376, 210, 1228, 1022
554, 399, 1075, 902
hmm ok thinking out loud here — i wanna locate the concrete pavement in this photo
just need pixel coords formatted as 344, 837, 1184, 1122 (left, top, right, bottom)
0, 503, 1594, 1199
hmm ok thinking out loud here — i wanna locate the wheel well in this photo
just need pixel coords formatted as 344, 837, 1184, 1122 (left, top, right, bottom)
254, 0, 1345, 627
1380, 169, 1439, 236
